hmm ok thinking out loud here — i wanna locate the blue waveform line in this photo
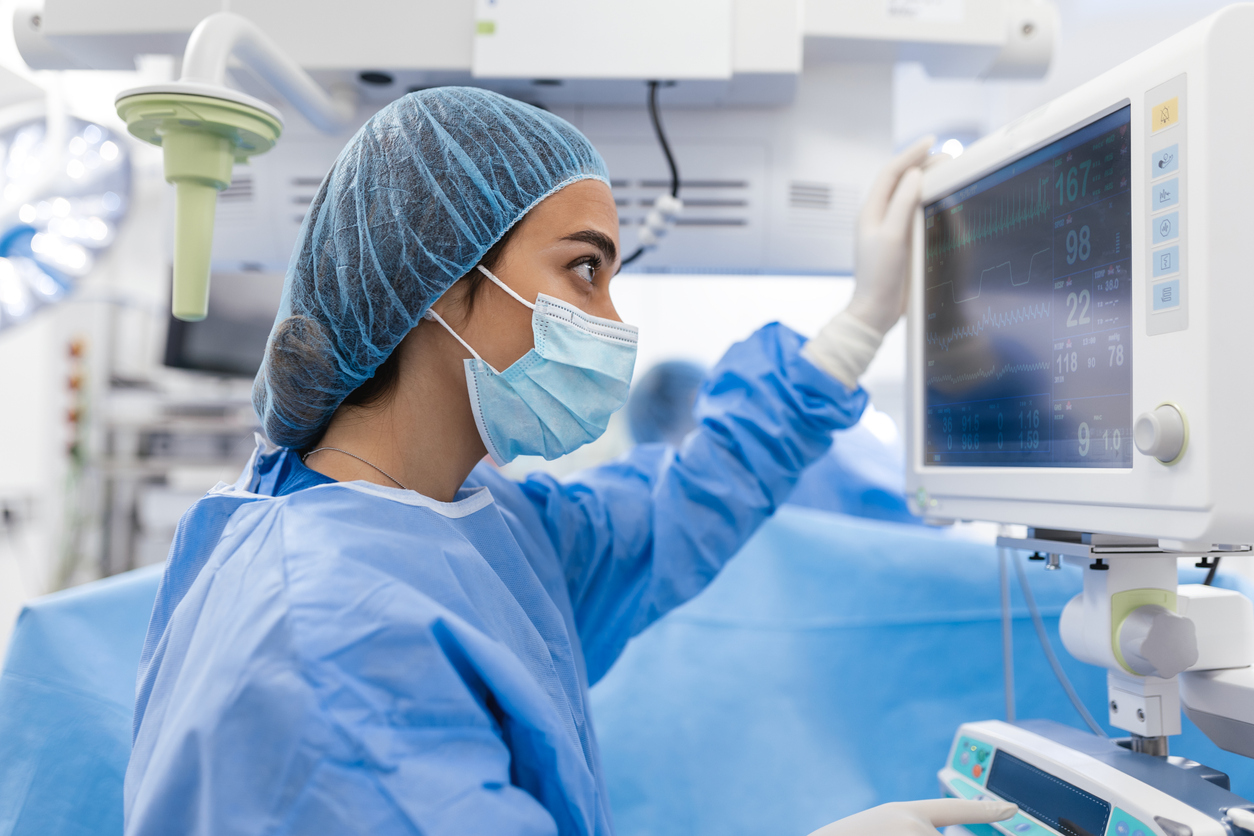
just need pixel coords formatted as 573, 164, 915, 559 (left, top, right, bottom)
926, 302, 1051, 352
926, 360, 1051, 387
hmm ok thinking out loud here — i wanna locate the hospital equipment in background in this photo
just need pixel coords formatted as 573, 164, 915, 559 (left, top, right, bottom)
940, 720, 1252, 836
0, 106, 131, 332
902, 5, 1254, 834
11, 0, 1058, 319
113, 13, 354, 321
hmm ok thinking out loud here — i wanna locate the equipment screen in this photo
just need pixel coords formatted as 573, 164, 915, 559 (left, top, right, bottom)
923, 106, 1132, 467
163, 270, 284, 378
987, 751, 1112, 836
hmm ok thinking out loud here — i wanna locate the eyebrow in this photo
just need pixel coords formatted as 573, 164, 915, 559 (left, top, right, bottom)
562, 229, 618, 268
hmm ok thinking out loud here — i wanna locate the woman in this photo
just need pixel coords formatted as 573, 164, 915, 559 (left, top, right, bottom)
124, 88, 1014, 836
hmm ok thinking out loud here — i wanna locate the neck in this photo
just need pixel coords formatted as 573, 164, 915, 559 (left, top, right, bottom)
305, 322, 487, 502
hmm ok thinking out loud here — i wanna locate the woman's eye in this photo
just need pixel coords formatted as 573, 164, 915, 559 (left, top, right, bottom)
574, 262, 596, 283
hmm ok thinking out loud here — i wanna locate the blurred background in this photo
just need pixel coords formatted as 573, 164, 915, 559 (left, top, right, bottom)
0, 0, 1240, 656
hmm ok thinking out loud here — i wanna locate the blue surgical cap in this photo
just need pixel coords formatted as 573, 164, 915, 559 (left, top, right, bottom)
626, 360, 708, 446
252, 87, 610, 448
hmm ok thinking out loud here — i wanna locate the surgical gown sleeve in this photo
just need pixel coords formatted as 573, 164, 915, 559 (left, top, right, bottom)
517, 322, 867, 683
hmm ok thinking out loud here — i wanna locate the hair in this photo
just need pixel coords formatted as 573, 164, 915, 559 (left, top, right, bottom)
340, 225, 521, 411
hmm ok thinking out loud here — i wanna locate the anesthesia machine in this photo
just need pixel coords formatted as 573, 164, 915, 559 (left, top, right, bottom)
907, 6, 1254, 834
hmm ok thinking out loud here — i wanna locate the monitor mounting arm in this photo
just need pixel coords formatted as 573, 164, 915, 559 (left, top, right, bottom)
1001, 530, 1254, 757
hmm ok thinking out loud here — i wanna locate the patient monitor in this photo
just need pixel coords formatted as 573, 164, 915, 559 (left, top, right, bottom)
907, 5, 1254, 825
907, 6, 1254, 552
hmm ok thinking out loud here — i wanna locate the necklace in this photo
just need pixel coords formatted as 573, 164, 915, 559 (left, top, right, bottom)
302, 446, 409, 491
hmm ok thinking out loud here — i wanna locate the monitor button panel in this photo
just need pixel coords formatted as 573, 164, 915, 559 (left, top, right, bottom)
1146, 75, 1188, 334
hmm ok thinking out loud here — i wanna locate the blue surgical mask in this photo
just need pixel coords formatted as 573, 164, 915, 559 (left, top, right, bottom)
425, 265, 638, 465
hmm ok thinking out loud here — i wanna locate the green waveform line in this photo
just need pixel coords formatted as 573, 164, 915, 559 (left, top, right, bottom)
928, 181, 1051, 260
926, 360, 1051, 388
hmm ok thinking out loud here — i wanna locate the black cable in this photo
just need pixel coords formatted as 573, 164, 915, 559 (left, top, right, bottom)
1205, 556, 1221, 586
621, 81, 680, 267
649, 80, 680, 199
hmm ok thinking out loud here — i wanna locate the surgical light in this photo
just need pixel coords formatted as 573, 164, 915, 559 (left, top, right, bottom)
114, 12, 354, 322
0, 114, 130, 333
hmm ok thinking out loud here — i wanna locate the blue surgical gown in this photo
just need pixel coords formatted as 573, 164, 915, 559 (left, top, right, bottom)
124, 323, 867, 836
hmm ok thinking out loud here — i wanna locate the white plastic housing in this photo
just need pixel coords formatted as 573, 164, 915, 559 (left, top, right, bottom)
906, 4, 1254, 545
1107, 670, 1181, 738
1133, 404, 1186, 463
1177, 584, 1254, 671
1060, 557, 1178, 672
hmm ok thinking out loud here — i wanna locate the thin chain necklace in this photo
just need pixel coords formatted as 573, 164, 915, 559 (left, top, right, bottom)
302, 446, 409, 491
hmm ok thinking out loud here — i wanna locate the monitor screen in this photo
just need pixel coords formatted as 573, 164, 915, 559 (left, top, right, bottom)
923, 106, 1133, 467
986, 751, 1111, 836
163, 270, 284, 378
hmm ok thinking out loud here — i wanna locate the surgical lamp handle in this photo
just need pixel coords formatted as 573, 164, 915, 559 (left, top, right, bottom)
180, 13, 354, 133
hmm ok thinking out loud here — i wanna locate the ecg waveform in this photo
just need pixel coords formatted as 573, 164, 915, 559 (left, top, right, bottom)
927, 181, 1051, 260
927, 247, 1052, 305
926, 360, 1051, 387
926, 302, 1051, 352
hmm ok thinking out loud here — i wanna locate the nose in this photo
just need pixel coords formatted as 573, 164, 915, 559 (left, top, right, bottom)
593, 290, 622, 323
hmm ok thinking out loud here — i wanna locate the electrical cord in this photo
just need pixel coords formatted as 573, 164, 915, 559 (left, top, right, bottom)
1012, 549, 1108, 737
650, 80, 680, 200
1204, 556, 1221, 585
621, 81, 680, 267
999, 548, 1016, 722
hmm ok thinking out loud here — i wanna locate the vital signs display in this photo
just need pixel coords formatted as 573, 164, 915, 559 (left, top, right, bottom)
923, 106, 1133, 467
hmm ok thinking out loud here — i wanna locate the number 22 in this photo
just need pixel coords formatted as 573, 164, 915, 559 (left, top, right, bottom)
1066, 289, 1091, 327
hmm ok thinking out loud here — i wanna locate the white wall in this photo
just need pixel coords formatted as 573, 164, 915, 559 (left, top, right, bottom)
894, 0, 1236, 148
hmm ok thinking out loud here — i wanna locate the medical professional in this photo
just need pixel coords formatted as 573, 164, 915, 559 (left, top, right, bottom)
124, 88, 1015, 836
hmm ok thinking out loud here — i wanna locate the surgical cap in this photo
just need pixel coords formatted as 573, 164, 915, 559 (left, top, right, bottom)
626, 360, 708, 446
252, 87, 610, 449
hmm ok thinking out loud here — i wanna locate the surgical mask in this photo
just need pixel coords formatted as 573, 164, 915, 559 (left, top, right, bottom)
425, 265, 638, 465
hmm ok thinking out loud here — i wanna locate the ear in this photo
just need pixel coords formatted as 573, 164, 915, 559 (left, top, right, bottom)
429, 279, 473, 328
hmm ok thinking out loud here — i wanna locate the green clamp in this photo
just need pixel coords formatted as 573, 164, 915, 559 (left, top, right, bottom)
1110, 587, 1177, 674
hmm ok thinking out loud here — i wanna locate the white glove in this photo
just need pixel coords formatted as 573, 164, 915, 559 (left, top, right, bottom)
802, 135, 936, 388
806, 798, 1018, 836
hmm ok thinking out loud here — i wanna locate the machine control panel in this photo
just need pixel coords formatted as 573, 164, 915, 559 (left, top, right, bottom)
939, 721, 1250, 836
1144, 75, 1188, 335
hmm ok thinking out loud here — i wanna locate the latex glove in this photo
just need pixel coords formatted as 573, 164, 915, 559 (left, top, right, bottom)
802, 135, 936, 388
806, 799, 1018, 836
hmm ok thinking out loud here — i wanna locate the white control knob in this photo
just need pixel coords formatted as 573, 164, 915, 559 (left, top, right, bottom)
1118, 604, 1198, 678
1134, 404, 1187, 463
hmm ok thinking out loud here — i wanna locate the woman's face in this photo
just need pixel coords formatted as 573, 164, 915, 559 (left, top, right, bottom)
434, 178, 622, 373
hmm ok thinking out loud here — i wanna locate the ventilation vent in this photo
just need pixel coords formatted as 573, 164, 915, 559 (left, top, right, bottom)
287, 175, 327, 227
787, 180, 858, 238
613, 178, 751, 228
220, 175, 254, 202
789, 181, 831, 210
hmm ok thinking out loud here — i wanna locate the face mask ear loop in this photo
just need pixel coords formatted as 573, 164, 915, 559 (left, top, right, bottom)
477, 264, 536, 311
424, 308, 499, 373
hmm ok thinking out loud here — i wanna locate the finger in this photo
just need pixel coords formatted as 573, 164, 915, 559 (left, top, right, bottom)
882, 166, 923, 239
863, 135, 935, 223
922, 151, 953, 170
909, 799, 1018, 827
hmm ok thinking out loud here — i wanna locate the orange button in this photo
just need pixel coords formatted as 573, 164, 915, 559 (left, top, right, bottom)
973, 764, 983, 778
1151, 97, 1179, 132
